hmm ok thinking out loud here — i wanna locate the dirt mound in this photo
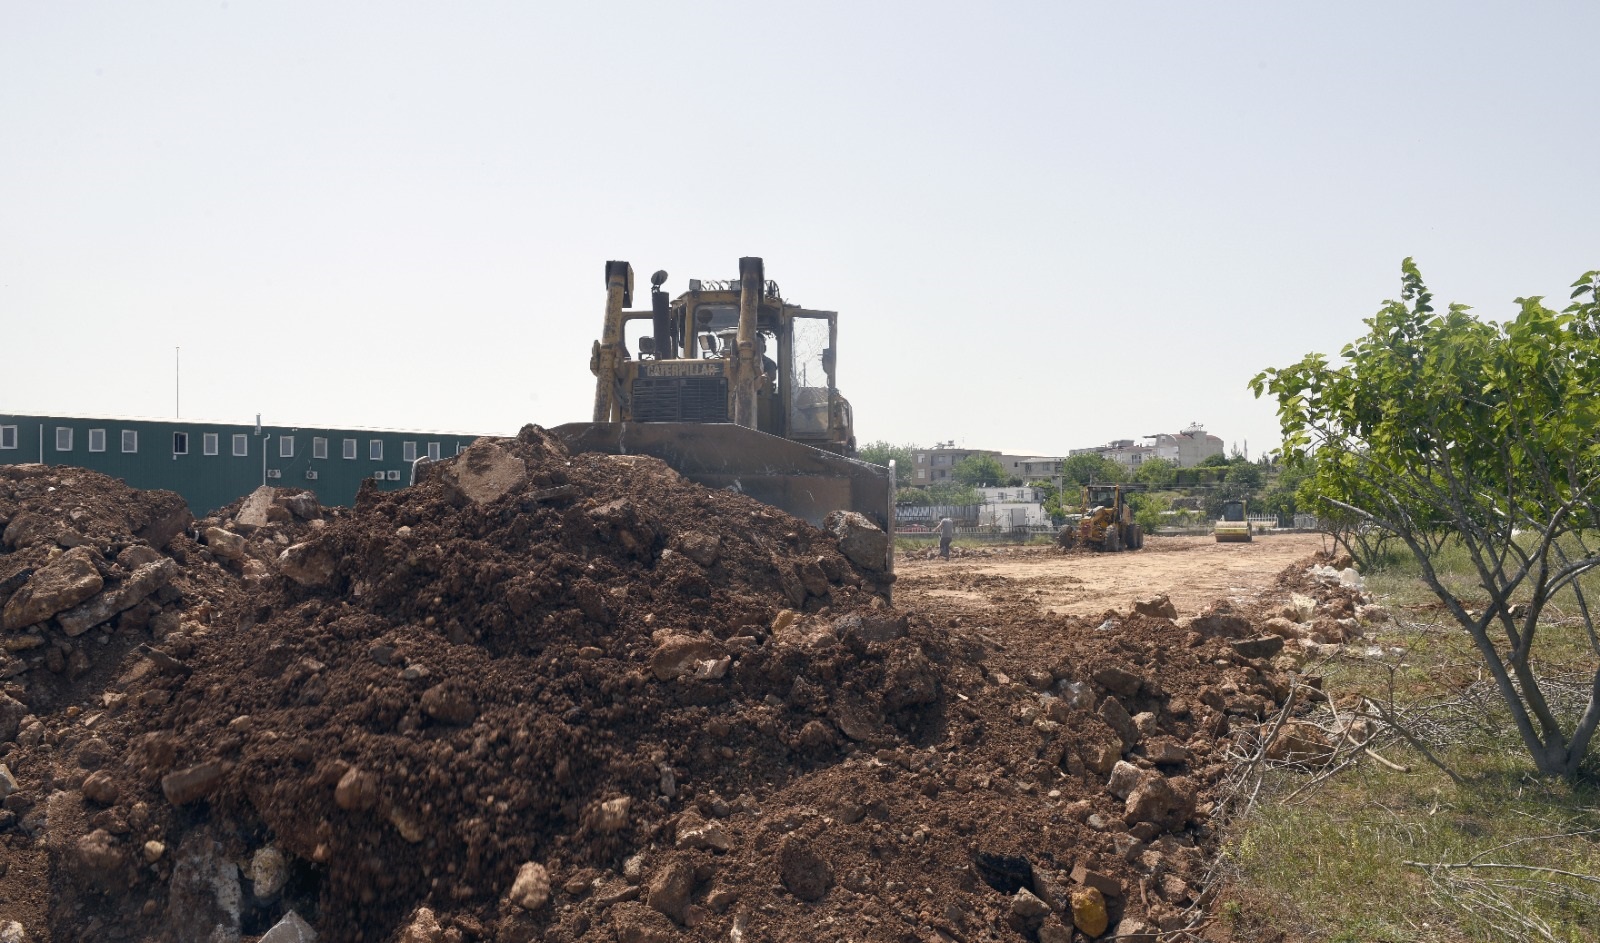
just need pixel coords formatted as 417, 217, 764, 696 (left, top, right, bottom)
1, 435, 1343, 943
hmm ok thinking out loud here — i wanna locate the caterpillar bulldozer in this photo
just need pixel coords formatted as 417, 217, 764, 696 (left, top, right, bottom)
552, 257, 895, 562
1056, 483, 1145, 552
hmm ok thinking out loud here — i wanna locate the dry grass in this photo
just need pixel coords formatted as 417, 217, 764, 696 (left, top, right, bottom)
1216, 556, 1600, 943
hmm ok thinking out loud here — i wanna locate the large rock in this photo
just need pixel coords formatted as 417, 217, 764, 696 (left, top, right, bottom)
439, 440, 527, 505
1265, 721, 1335, 765
280, 491, 322, 521
162, 761, 227, 806
257, 910, 316, 943
57, 557, 178, 637
508, 861, 551, 911
823, 511, 889, 573
203, 528, 248, 564
235, 487, 279, 530
1133, 594, 1178, 619
1071, 886, 1109, 937
0, 694, 26, 744
1230, 635, 1285, 660
1124, 774, 1195, 831
648, 635, 721, 682
134, 493, 193, 549
2, 547, 103, 630
645, 859, 695, 922
776, 834, 833, 901
279, 540, 338, 588
167, 831, 243, 943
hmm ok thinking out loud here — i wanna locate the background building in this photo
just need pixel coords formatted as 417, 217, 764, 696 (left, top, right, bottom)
908, 442, 999, 484
0, 413, 484, 513
1070, 423, 1224, 469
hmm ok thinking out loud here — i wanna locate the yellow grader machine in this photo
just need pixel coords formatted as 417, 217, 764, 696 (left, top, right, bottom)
1056, 483, 1145, 552
553, 257, 895, 557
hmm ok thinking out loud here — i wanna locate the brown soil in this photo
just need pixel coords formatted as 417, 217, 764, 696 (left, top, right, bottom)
897, 535, 1329, 620
0, 434, 1365, 943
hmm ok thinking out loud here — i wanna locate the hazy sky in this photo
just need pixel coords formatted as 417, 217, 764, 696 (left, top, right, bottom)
4, 2, 1596, 458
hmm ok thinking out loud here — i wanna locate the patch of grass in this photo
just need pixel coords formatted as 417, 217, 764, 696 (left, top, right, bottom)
1220, 575, 1600, 941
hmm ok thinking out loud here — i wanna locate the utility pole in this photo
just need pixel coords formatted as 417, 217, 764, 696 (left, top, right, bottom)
175, 347, 181, 418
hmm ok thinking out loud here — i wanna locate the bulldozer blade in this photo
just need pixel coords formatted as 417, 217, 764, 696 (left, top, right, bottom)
550, 422, 896, 537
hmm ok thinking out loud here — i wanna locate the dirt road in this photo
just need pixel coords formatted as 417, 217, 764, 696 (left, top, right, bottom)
896, 532, 1327, 618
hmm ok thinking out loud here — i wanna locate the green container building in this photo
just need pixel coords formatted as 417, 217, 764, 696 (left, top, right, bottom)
0, 413, 488, 515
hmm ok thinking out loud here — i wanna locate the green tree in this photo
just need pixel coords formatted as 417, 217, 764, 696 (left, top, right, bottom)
857, 440, 917, 470
1133, 457, 1177, 488
1252, 259, 1600, 779
1060, 454, 1124, 486
929, 481, 981, 506
954, 454, 1007, 487
1198, 453, 1231, 468
1223, 458, 1263, 489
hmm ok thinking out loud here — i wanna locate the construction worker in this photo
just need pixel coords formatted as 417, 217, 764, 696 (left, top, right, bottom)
935, 516, 955, 559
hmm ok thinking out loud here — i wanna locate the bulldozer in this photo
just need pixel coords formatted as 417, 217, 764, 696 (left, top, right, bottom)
1214, 500, 1253, 542
552, 257, 894, 560
1055, 483, 1145, 552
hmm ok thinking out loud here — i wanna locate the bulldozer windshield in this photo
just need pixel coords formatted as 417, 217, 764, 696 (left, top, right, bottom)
789, 314, 833, 436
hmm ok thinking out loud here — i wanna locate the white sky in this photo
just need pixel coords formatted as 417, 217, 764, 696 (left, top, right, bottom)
4, 2, 1596, 458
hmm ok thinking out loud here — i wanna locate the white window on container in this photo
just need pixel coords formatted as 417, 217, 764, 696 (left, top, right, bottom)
233, 434, 248, 457
427, 442, 441, 461
122, 430, 138, 453
173, 432, 189, 455
88, 429, 106, 452
0, 425, 17, 449
369, 440, 383, 461
203, 433, 219, 456
312, 437, 328, 460
55, 427, 73, 451
343, 438, 358, 459
280, 436, 295, 458
402, 441, 417, 462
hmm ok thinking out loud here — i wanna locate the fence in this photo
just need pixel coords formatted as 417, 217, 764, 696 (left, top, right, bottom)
895, 504, 981, 528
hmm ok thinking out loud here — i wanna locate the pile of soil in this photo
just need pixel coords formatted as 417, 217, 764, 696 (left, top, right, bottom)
0, 430, 1373, 943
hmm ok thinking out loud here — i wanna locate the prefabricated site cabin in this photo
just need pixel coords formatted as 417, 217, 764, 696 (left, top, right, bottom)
0, 414, 485, 515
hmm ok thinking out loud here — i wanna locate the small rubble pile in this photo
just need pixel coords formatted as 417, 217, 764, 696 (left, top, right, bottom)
193, 486, 339, 583
0, 465, 236, 709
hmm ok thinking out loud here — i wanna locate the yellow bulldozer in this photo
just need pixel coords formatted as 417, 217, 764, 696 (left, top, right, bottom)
553, 257, 894, 558
1214, 500, 1253, 542
1055, 483, 1145, 552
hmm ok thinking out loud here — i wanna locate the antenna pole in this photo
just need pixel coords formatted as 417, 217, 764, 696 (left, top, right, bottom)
175, 346, 181, 418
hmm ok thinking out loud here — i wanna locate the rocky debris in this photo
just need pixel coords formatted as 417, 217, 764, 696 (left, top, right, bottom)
277, 539, 337, 588
1125, 773, 1196, 831
1133, 593, 1177, 619
203, 527, 248, 564
776, 834, 833, 901
0, 921, 27, 943
1071, 886, 1109, 937
437, 439, 527, 505
167, 831, 243, 943
824, 510, 889, 572
508, 861, 551, 911
0, 693, 25, 743
2, 546, 103, 630
396, 907, 443, 943
250, 845, 290, 900
645, 859, 695, 922
57, 557, 177, 636
257, 910, 316, 943
161, 761, 226, 806
1230, 634, 1285, 660
1265, 721, 1336, 765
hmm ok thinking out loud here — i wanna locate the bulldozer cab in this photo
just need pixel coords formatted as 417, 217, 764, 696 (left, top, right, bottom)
593, 259, 854, 456
555, 258, 892, 548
